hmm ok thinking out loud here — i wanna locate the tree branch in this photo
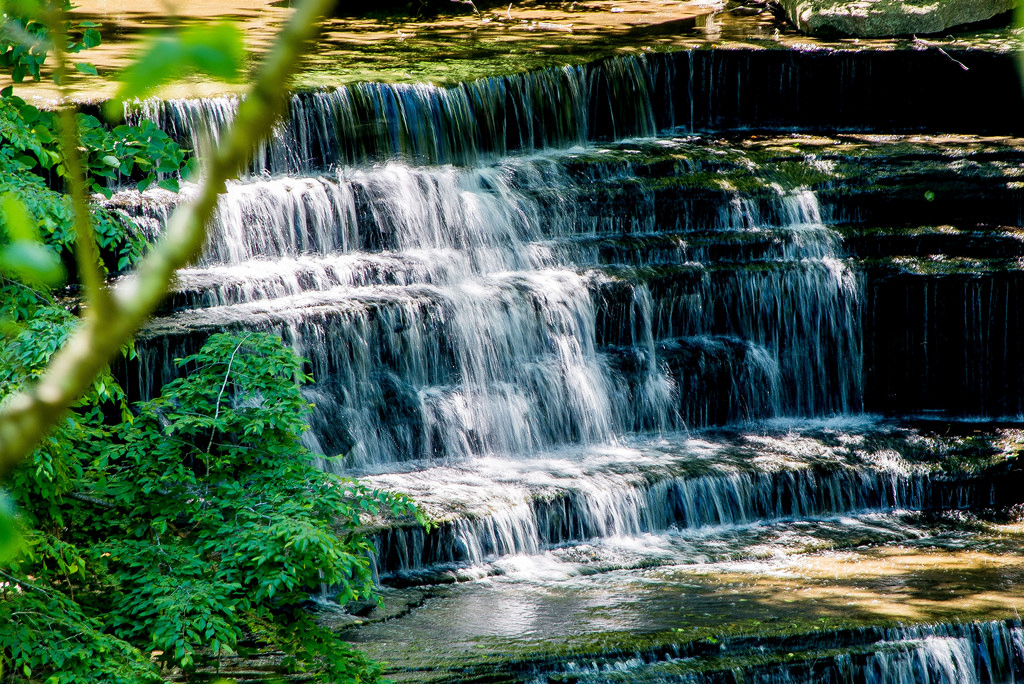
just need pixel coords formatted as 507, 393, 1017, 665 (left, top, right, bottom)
0, 568, 54, 598
67, 491, 116, 509
0, 0, 336, 476
47, 6, 113, 319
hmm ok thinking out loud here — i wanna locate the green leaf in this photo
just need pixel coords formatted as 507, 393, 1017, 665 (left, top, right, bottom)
1, 193, 36, 242
19, 104, 39, 123
0, 240, 64, 286
180, 22, 244, 80
101, 154, 120, 167
181, 156, 199, 181
82, 28, 101, 49
33, 124, 54, 144
105, 22, 244, 120
157, 177, 179, 193
0, 492, 24, 563
74, 61, 98, 76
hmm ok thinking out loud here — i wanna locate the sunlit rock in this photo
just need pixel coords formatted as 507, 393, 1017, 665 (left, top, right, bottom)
780, 0, 1017, 37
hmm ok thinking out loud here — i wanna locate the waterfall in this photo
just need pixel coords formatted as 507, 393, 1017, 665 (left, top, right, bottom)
129, 55, 663, 171
120, 149, 862, 466
112, 44, 1024, 678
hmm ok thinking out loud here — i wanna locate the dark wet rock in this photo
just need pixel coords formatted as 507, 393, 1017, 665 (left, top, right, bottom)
780, 0, 1017, 37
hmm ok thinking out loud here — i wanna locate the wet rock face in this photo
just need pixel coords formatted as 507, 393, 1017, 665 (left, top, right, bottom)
781, 0, 1017, 37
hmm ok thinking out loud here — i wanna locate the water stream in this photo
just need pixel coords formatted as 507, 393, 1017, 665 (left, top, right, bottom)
115, 48, 1024, 681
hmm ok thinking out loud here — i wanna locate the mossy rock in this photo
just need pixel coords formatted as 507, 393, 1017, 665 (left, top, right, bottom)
781, 0, 1017, 37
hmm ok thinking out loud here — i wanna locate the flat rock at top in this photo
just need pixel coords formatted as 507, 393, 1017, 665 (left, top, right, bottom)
781, 0, 1017, 36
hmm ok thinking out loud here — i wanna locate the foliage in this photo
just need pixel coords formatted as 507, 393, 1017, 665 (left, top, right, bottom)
0, 333, 423, 681
0, 93, 189, 279
0, 302, 159, 682
0, 0, 329, 470
0, 1, 424, 681
0, 0, 200, 295
76, 116, 198, 197
0, 581, 160, 684
0, 89, 193, 197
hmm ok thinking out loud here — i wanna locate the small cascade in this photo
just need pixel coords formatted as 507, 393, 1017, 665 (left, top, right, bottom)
358, 427, 997, 579
371, 461, 966, 578
130, 55, 666, 171
128, 49, 1024, 174
855, 636, 979, 684
532, 621, 1024, 683
866, 273, 1024, 417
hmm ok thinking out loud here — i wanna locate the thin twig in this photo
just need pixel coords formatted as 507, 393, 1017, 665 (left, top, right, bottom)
0, 275, 52, 305
206, 332, 251, 456
913, 36, 968, 71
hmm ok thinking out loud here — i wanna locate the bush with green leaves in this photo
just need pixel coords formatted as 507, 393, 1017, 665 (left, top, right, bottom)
0, 90, 191, 280
1, 332, 422, 681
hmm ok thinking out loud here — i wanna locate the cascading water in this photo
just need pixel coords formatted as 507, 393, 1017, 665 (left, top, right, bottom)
536, 621, 1024, 683
120, 151, 862, 465
115, 47, 1024, 682
127, 48, 1024, 174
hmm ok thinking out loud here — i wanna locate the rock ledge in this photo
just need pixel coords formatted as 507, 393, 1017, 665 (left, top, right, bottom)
780, 0, 1017, 37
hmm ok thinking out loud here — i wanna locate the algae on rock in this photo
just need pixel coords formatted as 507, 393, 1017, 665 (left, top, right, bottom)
781, 0, 1017, 37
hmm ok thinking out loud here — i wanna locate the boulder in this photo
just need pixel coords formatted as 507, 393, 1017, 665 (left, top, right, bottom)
780, 0, 1018, 37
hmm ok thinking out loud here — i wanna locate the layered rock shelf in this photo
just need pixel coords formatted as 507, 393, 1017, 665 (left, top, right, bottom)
781, 0, 1017, 37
